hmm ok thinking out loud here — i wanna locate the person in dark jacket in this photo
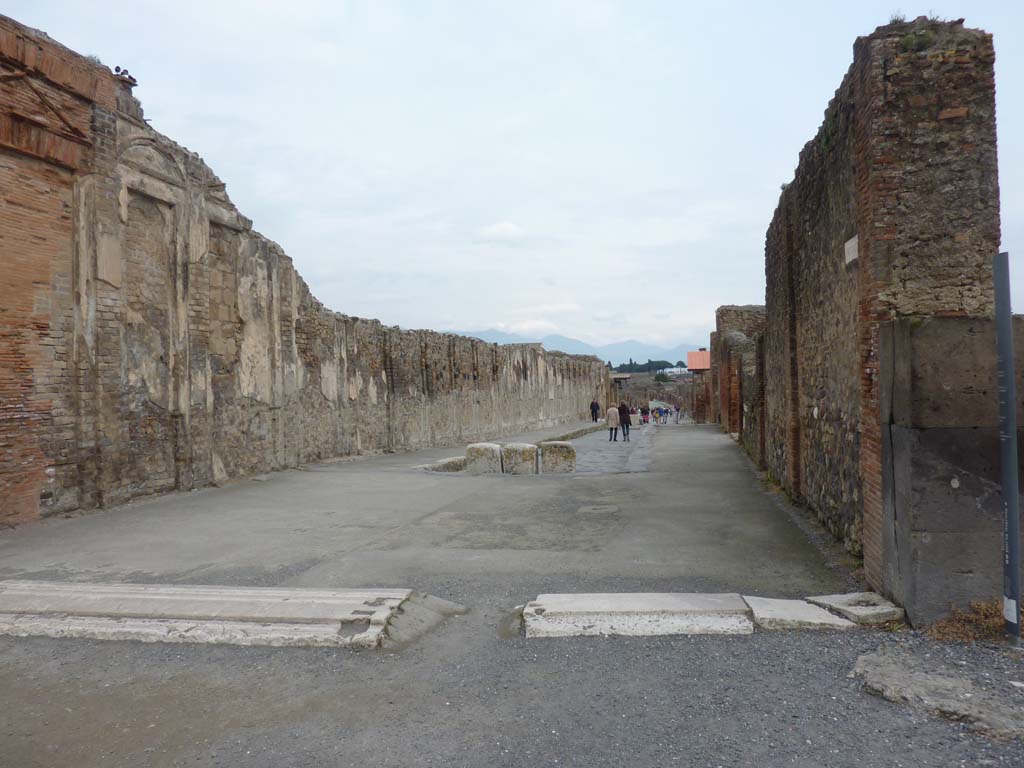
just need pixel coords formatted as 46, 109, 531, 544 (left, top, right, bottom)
590, 399, 601, 423
618, 402, 632, 441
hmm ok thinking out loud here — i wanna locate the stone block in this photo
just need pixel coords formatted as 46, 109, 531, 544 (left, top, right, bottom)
0, 580, 466, 649
425, 456, 467, 473
465, 443, 502, 474
883, 421, 1024, 626
523, 593, 753, 638
742, 596, 855, 630
806, 592, 904, 625
539, 441, 575, 473
501, 443, 538, 475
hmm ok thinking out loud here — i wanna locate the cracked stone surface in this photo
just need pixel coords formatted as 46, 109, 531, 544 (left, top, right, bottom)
808, 592, 905, 625
744, 595, 855, 630
854, 643, 1024, 739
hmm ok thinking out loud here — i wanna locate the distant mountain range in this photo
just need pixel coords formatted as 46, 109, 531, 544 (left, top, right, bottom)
450, 329, 701, 367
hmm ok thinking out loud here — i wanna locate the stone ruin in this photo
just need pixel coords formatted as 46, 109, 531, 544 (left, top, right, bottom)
700, 17, 1014, 626
0, 15, 613, 525
462, 440, 576, 475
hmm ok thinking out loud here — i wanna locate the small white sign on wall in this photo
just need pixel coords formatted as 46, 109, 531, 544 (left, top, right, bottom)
844, 235, 859, 266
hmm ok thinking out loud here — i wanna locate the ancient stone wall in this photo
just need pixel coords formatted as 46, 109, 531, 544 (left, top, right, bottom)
0, 16, 610, 524
764, 58, 862, 551
698, 18, 1005, 622
709, 306, 764, 438
853, 19, 999, 584
690, 371, 709, 424
880, 316, 1024, 625
739, 334, 765, 466
762, 18, 999, 568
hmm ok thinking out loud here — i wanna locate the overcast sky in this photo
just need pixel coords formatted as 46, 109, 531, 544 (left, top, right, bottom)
11, 1, 1023, 346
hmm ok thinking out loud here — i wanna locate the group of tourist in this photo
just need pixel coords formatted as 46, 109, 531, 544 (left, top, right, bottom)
589, 400, 676, 442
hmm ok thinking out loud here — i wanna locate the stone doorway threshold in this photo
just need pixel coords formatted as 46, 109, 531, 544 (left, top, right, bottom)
521, 592, 902, 637
0, 580, 465, 649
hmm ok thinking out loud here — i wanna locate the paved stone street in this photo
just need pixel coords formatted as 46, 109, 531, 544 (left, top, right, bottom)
575, 420, 655, 474
1, 425, 1021, 767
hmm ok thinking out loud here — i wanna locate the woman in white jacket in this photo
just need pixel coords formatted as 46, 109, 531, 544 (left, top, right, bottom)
606, 404, 620, 442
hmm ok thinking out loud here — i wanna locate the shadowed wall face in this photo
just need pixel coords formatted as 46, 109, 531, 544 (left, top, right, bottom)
0, 16, 611, 524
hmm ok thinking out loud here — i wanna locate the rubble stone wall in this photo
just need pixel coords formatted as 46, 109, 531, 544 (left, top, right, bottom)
690, 371, 709, 424
0, 16, 610, 524
764, 57, 862, 551
738, 334, 765, 466
710, 306, 764, 438
762, 18, 999, 570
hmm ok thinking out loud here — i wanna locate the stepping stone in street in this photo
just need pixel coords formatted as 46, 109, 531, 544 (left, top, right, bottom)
522, 593, 753, 638
806, 592, 904, 625
501, 443, 538, 475
743, 596, 855, 630
538, 441, 576, 473
0, 581, 465, 649
466, 442, 503, 474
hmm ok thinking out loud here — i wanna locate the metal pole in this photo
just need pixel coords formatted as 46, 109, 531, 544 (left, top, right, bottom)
994, 251, 1021, 644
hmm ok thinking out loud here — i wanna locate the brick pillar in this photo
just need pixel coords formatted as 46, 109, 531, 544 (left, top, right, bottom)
853, 25, 999, 590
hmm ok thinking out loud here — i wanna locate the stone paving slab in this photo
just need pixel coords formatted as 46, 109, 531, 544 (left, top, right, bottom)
0, 581, 464, 648
523, 593, 753, 637
806, 592, 905, 625
743, 596, 855, 630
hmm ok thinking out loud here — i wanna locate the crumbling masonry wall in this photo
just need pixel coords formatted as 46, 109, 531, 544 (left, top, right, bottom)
755, 17, 1005, 622
690, 371, 709, 424
702, 18, 1011, 623
709, 306, 764, 440
0, 16, 611, 524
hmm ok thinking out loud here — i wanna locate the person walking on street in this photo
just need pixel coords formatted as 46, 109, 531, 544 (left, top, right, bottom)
590, 399, 601, 423
606, 404, 620, 441
618, 402, 631, 442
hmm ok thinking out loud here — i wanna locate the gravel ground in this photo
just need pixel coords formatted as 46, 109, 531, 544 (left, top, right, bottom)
2, 575, 1023, 768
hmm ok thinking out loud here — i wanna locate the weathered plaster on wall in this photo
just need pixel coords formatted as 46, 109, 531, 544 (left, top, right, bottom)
0, 15, 611, 523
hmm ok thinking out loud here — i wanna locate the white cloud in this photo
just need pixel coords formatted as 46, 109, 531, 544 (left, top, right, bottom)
476, 221, 527, 245
515, 302, 581, 316
506, 319, 560, 336
12, 0, 1020, 348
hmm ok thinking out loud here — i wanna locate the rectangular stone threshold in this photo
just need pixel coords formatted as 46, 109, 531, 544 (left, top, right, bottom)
0, 581, 464, 649
522, 593, 754, 637
522, 592, 876, 637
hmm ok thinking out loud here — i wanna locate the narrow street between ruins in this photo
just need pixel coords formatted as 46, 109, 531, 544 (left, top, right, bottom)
1, 424, 1020, 767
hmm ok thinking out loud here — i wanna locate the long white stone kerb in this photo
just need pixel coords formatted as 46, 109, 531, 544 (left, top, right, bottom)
0, 581, 464, 649
522, 593, 753, 638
